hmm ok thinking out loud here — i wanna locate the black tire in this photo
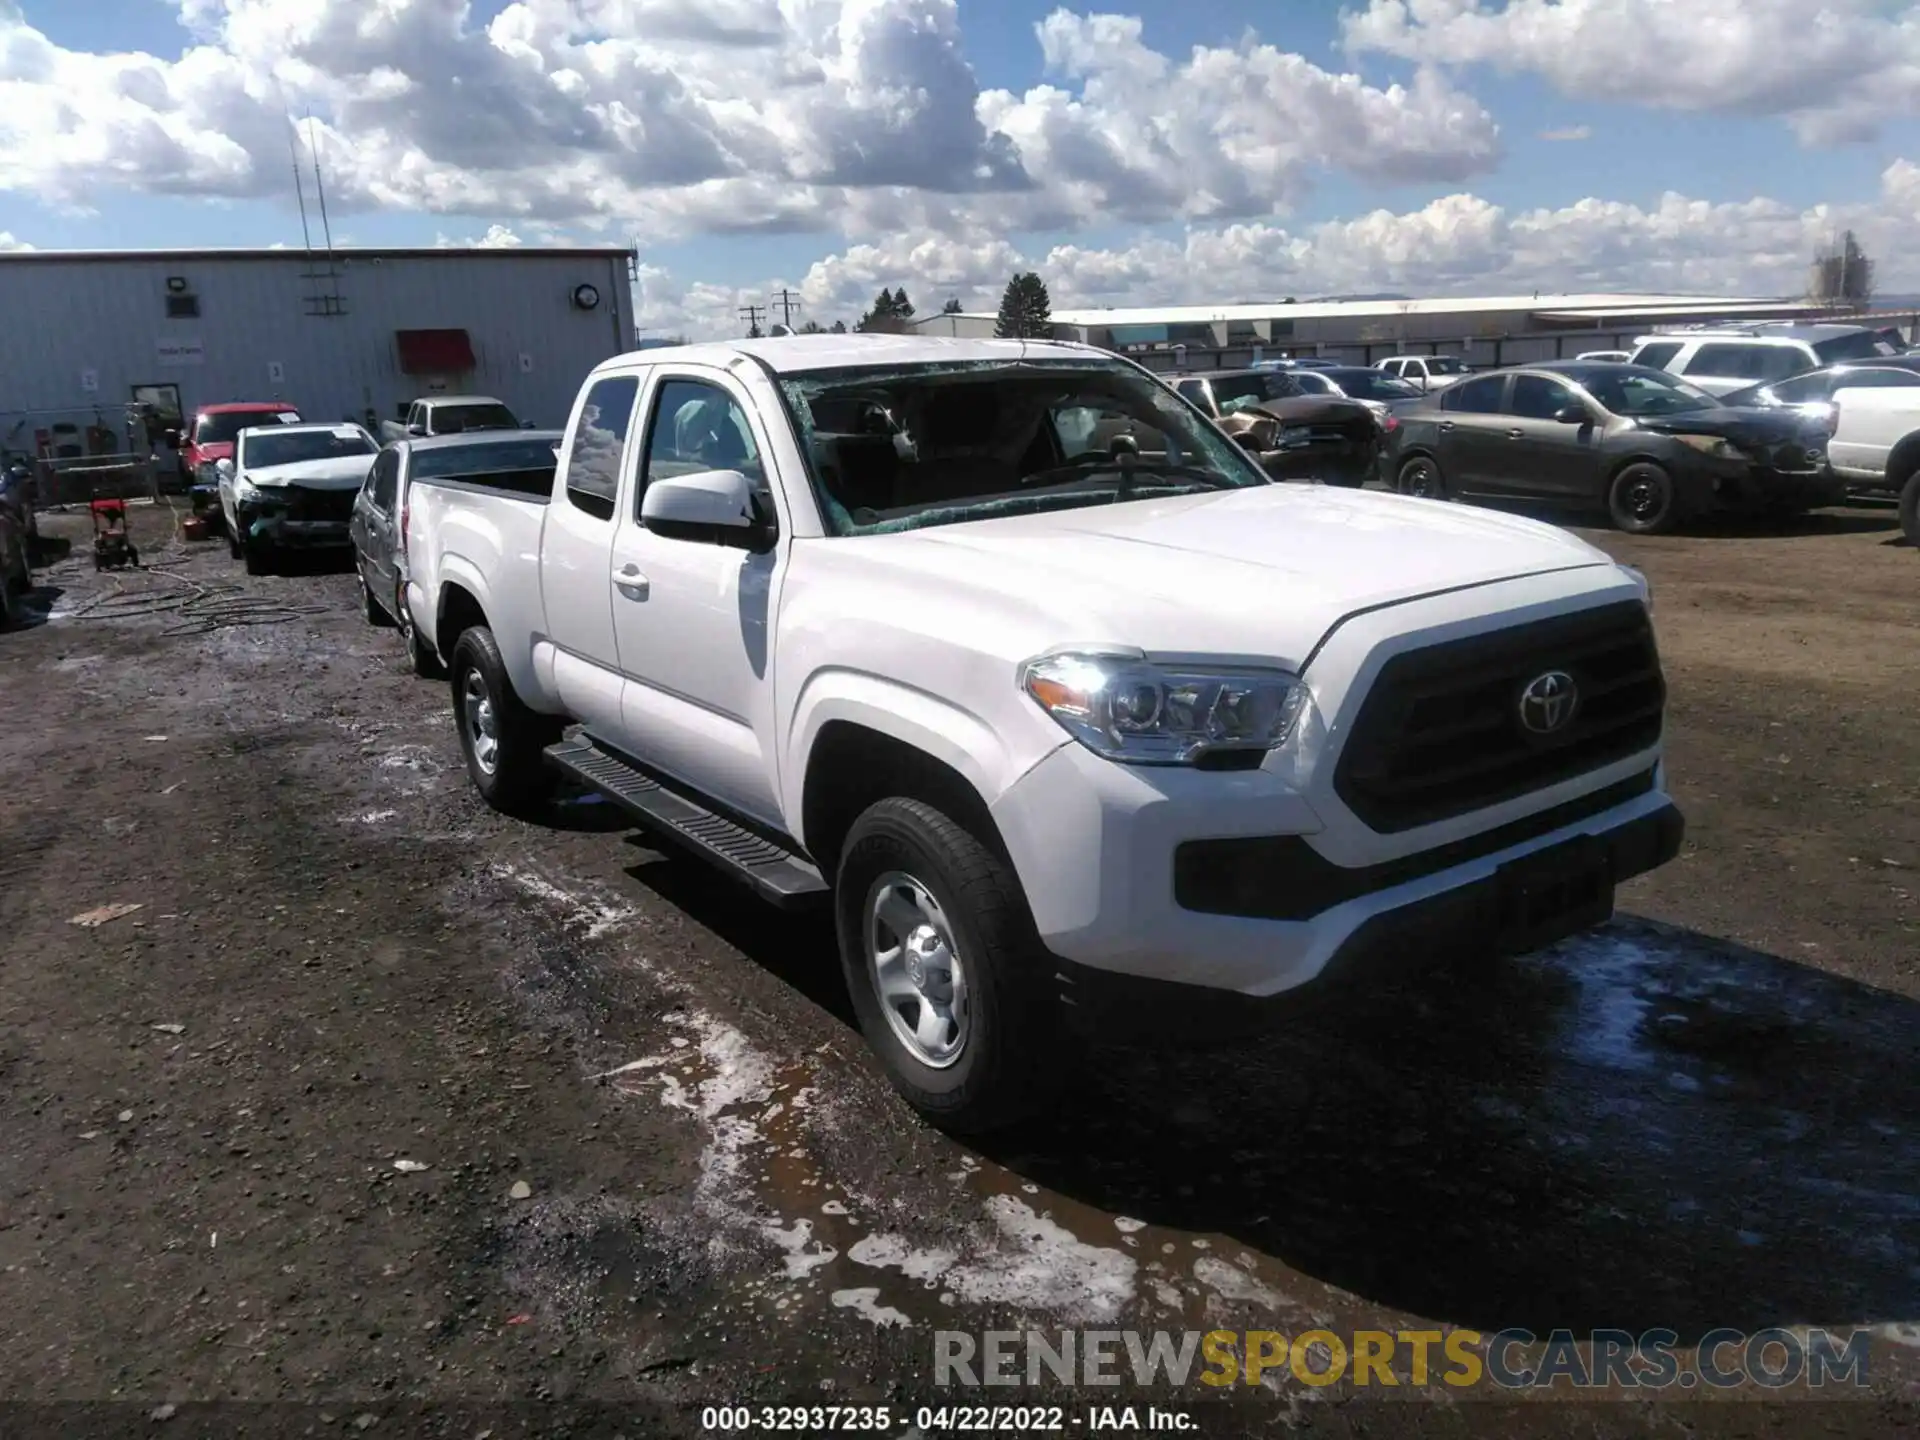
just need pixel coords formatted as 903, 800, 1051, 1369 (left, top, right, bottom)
1396, 454, 1446, 500
834, 797, 1057, 1135
1608, 461, 1680, 534
0, 547, 19, 630
1900, 469, 1920, 548
448, 625, 559, 816
361, 575, 391, 627
397, 583, 443, 679
227, 515, 243, 560
243, 538, 274, 576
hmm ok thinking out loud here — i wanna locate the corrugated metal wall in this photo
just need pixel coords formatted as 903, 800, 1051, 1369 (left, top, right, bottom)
0, 249, 631, 434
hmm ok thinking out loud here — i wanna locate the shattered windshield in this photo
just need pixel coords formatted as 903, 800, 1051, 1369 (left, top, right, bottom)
780, 361, 1269, 537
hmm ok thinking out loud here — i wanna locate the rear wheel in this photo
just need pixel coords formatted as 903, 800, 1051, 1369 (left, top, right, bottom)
449, 625, 559, 816
835, 797, 1058, 1134
1899, 468, 1920, 548
1396, 454, 1446, 499
1608, 462, 1679, 535
397, 582, 442, 678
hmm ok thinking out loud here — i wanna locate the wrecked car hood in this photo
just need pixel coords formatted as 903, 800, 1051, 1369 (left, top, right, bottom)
244, 456, 378, 489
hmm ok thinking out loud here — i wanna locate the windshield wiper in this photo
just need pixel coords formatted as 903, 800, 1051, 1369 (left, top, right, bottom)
1023, 456, 1239, 491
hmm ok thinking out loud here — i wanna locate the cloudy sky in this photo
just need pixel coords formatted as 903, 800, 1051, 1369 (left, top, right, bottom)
1, 0, 1917, 337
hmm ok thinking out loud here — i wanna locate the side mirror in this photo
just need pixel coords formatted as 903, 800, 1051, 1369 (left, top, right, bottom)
214, 458, 234, 480
641, 468, 758, 533
407, 422, 426, 437
1232, 431, 1263, 451
1553, 405, 1591, 425
520, 419, 536, 429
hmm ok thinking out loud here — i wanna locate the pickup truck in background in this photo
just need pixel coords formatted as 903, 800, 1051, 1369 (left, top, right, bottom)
406, 335, 1684, 1132
379, 395, 527, 445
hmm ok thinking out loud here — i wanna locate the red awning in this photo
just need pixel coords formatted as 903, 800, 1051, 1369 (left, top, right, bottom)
394, 328, 476, 375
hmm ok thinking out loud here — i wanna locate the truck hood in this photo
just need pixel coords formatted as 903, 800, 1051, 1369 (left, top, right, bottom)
245, 456, 377, 489
858, 484, 1613, 668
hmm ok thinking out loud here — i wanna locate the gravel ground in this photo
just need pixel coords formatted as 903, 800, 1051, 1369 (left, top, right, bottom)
1, 498, 1915, 1439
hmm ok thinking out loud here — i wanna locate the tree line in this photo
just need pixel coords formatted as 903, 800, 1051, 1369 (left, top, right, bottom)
735, 275, 1056, 338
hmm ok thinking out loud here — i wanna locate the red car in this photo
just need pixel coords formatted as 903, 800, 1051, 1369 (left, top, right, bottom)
181, 402, 302, 507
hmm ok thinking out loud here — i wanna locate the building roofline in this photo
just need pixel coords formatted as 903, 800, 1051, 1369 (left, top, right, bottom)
0, 245, 633, 263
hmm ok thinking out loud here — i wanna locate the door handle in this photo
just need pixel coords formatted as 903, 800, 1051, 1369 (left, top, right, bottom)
614, 563, 649, 600
1438, 421, 1455, 432
1506, 428, 1525, 438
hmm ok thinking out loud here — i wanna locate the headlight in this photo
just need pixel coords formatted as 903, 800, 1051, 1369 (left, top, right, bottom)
1620, 563, 1653, 614
1673, 434, 1739, 460
1019, 650, 1308, 765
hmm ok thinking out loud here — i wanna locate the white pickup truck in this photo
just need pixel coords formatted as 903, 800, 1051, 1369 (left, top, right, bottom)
405, 335, 1684, 1131
380, 395, 525, 444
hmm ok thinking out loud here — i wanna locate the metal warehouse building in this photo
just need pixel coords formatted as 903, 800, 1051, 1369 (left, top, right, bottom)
913, 292, 1910, 369
0, 245, 635, 453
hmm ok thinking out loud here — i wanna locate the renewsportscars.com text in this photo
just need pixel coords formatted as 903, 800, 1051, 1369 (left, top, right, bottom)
934, 1326, 1872, 1391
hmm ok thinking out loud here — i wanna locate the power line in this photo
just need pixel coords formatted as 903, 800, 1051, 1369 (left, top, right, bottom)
771, 288, 802, 328
738, 303, 766, 336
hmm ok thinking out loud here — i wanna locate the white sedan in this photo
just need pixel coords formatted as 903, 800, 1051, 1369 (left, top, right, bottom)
218, 422, 380, 575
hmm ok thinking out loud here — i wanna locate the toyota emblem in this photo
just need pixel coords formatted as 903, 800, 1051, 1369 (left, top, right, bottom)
1518, 670, 1579, 736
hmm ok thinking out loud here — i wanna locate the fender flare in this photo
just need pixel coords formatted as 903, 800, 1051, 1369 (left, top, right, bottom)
784, 669, 1029, 852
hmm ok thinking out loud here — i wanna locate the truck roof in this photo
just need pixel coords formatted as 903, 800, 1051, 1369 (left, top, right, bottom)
418, 395, 508, 406
199, 401, 299, 415
596, 334, 1102, 377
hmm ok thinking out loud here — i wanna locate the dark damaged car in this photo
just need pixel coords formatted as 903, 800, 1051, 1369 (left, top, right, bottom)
1094, 369, 1384, 487
1388, 362, 1842, 534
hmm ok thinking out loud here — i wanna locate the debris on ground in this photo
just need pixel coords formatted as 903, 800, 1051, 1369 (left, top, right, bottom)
68, 902, 143, 927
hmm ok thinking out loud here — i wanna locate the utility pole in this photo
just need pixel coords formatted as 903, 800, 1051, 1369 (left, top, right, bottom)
739, 303, 766, 337
772, 287, 802, 328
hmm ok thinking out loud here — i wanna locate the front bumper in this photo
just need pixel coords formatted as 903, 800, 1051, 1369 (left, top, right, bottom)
991, 733, 1683, 1035
1054, 798, 1683, 1042
1674, 452, 1847, 513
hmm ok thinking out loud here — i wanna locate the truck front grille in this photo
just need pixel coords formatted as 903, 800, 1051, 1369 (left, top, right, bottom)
1333, 600, 1664, 834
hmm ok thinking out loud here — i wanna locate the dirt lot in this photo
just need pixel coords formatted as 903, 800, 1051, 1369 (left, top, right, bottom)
1, 498, 1915, 1438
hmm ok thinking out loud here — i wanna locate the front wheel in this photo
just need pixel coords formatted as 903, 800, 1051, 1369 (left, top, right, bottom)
835, 797, 1058, 1134
449, 625, 558, 816
1396, 454, 1446, 500
242, 537, 274, 576
362, 575, 390, 627
1608, 461, 1680, 535
1899, 469, 1920, 548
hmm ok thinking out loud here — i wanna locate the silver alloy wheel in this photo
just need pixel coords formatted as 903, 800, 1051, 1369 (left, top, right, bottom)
866, 870, 970, 1069
463, 669, 499, 775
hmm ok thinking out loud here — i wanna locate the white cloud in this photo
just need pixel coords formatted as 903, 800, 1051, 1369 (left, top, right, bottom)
435, 223, 526, 248
631, 158, 1920, 338
0, 231, 31, 250
0, 1, 1498, 236
1342, 0, 1920, 146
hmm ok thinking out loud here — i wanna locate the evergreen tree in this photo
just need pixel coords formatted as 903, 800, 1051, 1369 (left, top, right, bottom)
830, 319, 848, 333
892, 287, 915, 318
994, 272, 1053, 339
942, 296, 964, 314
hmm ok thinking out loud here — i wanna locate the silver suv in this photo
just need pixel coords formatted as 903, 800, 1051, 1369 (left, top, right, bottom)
1629, 323, 1900, 397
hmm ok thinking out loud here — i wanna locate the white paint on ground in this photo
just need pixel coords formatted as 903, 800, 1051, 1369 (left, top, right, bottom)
831, 1288, 909, 1328
941, 1197, 1138, 1323
765, 1218, 838, 1279
1545, 933, 1660, 1073
847, 1233, 958, 1285
493, 862, 639, 940
1193, 1255, 1292, 1310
